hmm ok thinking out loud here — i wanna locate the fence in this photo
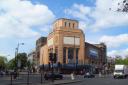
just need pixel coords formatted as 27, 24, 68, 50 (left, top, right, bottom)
0, 71, 47, 85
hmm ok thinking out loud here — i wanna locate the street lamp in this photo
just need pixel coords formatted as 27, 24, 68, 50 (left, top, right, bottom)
16, 43, 24, 55
15, 43, 24, 70
74, 36, 77, 74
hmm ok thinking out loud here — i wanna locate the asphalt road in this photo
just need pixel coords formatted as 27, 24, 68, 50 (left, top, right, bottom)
0, 74, 128, 85
66, 76, 128, 85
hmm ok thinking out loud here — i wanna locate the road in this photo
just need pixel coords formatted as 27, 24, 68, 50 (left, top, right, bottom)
66, 76, 128, 85
0, 74, 128, 85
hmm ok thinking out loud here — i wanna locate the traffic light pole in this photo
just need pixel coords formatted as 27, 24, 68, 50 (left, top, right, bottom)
49, 52, 57, 83
51, 60, 54, 82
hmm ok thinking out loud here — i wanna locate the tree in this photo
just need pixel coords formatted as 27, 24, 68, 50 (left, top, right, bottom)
109, 0, 128, 13
115, 58, 123, 64
7, 58, 16, 69
115, 57, 128, 65
0, 56, 8, 70
16, 53, 28, 69
7, 53, 28, 70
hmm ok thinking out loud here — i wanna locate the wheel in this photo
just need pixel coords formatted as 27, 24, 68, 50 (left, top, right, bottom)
45, 77, 48, 80
113, 76, 116, 79
60, 77, 63, 79
124, 75, 127, 79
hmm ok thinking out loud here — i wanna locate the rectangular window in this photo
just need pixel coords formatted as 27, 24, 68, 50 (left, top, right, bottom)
73, 23, 75, 28
76, 48, 79, 64
69, 23, 70, 27
68, 48, 74, 63
55, 48, 58, 62
63, 47, 66, 64
65, 22, 67, 27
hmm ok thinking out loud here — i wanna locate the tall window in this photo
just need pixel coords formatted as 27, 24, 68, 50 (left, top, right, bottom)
76, 48, 79, 64
63, 47, 66, 64
73, 23, 75, 28
68, 48, 74, 63
69, 22, 70, 27
55, 48, 58, 62
65, 22, 67, 27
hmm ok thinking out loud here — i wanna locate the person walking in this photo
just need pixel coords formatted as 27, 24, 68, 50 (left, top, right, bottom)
71, 72, 75, 80
99, 71, 102, 77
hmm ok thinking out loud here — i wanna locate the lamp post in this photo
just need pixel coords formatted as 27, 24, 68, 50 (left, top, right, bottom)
74, 36, 77, 74
15, 43, 24, 71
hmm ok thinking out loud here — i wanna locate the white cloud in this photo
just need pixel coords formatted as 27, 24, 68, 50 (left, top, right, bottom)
64, 0, 128, 31
39, 25, 52, 33
108, 48, 128, 58
99, 34, 128, 48
65, 3, 91, 21
0, 0, 55, 38
79, 21, 87, 31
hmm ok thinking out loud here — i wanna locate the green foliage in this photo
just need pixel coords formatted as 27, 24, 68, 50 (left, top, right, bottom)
16, 53, 27, 69
115, 58, 128, 65
7, 53, 28, 70
7, 58, 16, 69
0, 56, 7, 70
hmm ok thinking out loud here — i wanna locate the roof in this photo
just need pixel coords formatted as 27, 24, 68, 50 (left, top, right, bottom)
53, 18, 78, 24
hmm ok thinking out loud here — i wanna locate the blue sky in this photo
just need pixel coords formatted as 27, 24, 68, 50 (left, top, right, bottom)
0, 0, 128, 60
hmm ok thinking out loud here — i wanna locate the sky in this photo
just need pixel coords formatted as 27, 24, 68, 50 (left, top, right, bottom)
0, 0, 128, 60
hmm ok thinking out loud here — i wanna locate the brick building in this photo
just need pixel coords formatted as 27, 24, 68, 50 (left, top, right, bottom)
38, 18, 106, 68
85, 42, 107, 68
36, 37, 47, 65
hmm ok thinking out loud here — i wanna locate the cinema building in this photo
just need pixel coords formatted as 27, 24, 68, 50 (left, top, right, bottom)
39, 18, 107, 72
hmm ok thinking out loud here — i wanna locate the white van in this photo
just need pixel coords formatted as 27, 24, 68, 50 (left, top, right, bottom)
113, 65, 128, 78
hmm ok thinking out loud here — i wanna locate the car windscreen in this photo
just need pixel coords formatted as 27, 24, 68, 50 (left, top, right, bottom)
114, 70, 123, 73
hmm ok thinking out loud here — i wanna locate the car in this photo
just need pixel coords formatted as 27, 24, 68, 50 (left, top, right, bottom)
84, 72, 95, 78
0, 71, 4, 76
44, 73, 63, 80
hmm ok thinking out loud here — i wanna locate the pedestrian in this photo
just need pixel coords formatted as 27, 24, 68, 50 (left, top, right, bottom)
0, 71, 3, 77
99, 71, 102, 77
71, 72, 75, 80
13, 70, 17, 79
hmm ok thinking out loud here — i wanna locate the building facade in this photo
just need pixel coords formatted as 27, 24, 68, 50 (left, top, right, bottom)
36, 37, 47, 65
28, 50, 36, 64
39, 18, 107, 67
85, 42, 107, 67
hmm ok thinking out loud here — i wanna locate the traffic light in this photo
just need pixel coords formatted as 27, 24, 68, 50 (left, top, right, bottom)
49, 53, 53, 61
53, 53, 57, 63
49, 53, 57, 63
48, 62, 51, 70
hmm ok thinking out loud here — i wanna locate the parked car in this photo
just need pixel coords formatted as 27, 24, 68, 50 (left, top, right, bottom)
44, 73, 63, 80
0, 71, 4, 76
84, 72, 95, 78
